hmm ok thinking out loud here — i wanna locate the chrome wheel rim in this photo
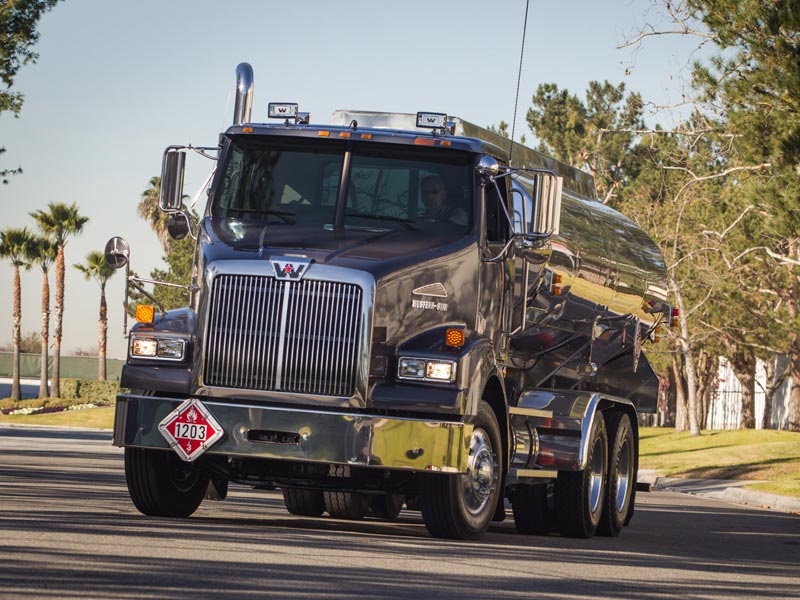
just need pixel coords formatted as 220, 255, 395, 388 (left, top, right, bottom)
614, 437, 632, 512
588, 436, 605, 514
460, 429, 497, 516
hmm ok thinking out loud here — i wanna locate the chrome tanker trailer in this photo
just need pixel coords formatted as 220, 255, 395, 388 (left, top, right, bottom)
106, 63, 673, 540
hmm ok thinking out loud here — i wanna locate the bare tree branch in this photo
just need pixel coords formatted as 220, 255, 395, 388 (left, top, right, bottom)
617, 27, 716, 49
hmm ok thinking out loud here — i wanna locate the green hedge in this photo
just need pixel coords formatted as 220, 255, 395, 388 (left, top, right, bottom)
0, 378, 121, 407
61, 378, 121, 404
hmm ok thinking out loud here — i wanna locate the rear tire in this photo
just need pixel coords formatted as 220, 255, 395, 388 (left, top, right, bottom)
598, 412, 635, 537
124, 447, 209, 518
420, 400, 502, 540
511, 482, 556, 535
556, 412, 607, 538
369, 494, 405, 520
323, 491, 371, 520
282, 487, 326, 517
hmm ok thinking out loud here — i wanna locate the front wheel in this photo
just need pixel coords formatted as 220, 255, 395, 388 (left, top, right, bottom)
556, 411, 608, 538
420, 400, 502, 540
124, 447, 209, 518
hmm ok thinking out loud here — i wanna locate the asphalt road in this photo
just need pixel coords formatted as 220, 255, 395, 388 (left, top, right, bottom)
0, 425, 798, 600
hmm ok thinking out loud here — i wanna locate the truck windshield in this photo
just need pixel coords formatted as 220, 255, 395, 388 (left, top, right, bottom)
212, 136, 473, 235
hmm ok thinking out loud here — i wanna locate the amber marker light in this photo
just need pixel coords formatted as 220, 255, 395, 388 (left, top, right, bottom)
414, 137, 435, 146
242, 127, 253, 133
135, 305, 155, 323
439, 140, 452, 147
339, 131, 351, 138
445, 328, 465, 348
360, 133, 372, 140
318, 130, 330, 137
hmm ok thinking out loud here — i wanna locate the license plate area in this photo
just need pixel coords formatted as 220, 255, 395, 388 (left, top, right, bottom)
158, 398, 224, 462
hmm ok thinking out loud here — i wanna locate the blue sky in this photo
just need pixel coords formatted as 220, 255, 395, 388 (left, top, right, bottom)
0, 0, 706, 360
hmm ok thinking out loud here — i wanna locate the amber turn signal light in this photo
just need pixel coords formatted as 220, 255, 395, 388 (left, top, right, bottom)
445, 328, 465, 348
135, 305, 155, 323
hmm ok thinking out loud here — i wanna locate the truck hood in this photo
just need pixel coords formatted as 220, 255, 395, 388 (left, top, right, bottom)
202, 217, 476, 280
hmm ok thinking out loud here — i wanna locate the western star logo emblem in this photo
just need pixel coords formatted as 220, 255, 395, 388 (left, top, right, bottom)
271, 256, 313, 280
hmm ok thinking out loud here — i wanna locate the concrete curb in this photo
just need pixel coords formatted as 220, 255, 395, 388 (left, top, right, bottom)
638, 470, 800, 514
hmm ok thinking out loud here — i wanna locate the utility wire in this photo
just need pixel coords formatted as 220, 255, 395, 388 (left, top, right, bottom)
509, 0, 531, 167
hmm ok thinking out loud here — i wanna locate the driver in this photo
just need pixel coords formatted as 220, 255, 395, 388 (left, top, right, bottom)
419, 174, 467, 225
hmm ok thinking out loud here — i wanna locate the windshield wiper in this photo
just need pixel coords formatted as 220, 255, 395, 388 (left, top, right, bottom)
344, 212, 418, 231
224, 207, 296, 224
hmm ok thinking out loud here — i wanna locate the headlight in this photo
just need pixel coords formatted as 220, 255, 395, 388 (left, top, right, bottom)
397, 357, 456, 383
130, 336, 186, 361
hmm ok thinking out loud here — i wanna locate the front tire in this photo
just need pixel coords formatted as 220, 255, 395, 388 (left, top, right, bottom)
420, 400, 502, 540
598, 412, 635, 537
124, 447, 209, 518
556, 411, 608, 538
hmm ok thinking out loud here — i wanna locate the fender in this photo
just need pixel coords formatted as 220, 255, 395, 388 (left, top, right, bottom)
508, 389, 636, 480
390, 327, 507, 415
120, 307, 197, 394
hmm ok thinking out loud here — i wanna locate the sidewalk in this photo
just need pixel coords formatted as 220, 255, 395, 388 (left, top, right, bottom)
638, 469, 800, 514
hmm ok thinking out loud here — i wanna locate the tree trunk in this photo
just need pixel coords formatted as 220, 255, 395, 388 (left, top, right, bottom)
786, 268, 800, 432
695, 350, 717, 430
762, 355, 779, 430
789, 333, 800, 432
98, 287, 107, 381
671, 280, 700, 435
51, 245, 64, 398
730, 349, 757, 429
672, 353, 689, 432
11, 266, 21, 401
39, 271, 50, 398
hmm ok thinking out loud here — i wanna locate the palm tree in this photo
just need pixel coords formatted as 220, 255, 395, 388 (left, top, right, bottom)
0, 228, 35, 400
29, 236, 56, 398
29, 202, 89, 398
138, 176, 171, 251
74, 251, 116, 380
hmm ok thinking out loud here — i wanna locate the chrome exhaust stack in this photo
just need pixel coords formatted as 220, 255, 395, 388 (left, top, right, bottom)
233, 62, 254, 125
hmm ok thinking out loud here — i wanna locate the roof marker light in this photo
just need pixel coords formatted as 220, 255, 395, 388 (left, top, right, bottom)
416, 112, 448, 129
268, 103, 299, 119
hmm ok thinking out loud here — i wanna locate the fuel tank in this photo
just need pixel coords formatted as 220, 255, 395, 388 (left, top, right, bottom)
508, 183, 669, 410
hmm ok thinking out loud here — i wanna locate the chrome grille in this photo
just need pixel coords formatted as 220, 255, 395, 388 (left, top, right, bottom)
204, 275, 363, 396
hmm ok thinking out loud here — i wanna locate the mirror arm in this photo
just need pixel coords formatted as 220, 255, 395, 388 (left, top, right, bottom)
181, 209, 198, 241
482, 237, 516, 263
489, 177, 516, 232
127, 278, 166, 317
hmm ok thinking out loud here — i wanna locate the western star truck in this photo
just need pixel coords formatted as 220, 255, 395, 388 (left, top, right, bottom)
106, 63, 672, 540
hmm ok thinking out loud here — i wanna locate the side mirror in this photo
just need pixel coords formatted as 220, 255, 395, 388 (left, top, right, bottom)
104, 236, 130, 269
476, 155, 500, 178
167, 212, 190, 241
160, 146, 186, 212
533, 173, 563, 236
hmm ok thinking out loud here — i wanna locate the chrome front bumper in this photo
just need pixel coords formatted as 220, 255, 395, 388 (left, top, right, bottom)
113, 393, 471, 473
